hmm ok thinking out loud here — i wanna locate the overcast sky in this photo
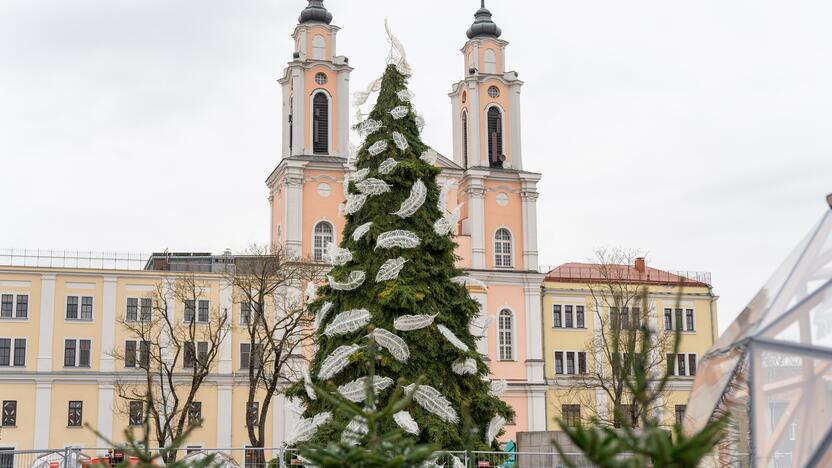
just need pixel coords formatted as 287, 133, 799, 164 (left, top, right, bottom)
1, 0, 830, 332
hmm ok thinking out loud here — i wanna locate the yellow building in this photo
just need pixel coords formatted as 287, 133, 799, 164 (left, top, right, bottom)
541, 258, 719, 430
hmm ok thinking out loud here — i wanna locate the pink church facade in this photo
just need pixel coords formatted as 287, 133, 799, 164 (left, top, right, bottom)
267, 1, 546, 440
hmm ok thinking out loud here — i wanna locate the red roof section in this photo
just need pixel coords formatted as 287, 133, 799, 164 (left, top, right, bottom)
545, 262, 711, 287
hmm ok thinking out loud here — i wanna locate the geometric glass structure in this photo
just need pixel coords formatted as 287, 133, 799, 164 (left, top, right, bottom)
686, 195, 832, 467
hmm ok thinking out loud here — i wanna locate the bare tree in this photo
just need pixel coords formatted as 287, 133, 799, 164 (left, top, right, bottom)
113, 273, 230, 460
565, 248, 675, 428
224, 244, 322, 463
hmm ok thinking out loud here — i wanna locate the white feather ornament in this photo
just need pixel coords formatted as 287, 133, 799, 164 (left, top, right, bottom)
303, 366, 317, 400
438, 181, 450, 211
375, 230, 421, 250
434, 203, 463, 236
452, 358, 478, 375
358, 119, 383, 136
327, 271, 366, 291
393, 411, 419, 435
318, 344, 361, 380
378, 158, 399, 175
314, 301, 334, 332
345, 193, 368, 215
419, 150, 437, 165
370, 328, 410, 362
488, 379, 508, 398
485, 415, 507, 443
324, 309, 371, 337
392, 131, 409, 151
404, 384, 458, 423
352, 222, 373, 241
337, 376, 395, 403
305, 281, 318, 302
356, 178, 392, 196
451, 456, 465, 468
392, 180, 426, 218
368, 140, 388, 156
451, 276, 488, 290
326, 243, 353, 266
341, 416, 368, 446
390, 106, 409, 119
285, 412, 332, 446
415, 115, 426, 132
437, 324, 470, 352
393, 314, 437, 331
376, 257, 407, 282
396, 89, 413, 102
351, 168, 370, 182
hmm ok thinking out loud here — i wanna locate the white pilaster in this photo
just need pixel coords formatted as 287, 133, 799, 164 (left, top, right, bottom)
524, 284, 544, 384
284, 164, 305, 258
508, 83, 523, 170
272, 393, 286, 448
100, 276, 117, 372
96, 384, 115, 447
219, 280, 233, 374
37, 274, 56, 371
336, 70, 350, 158
520, 189, 540, 272
217, 384, 233, 448
466, 174, 486, 269
451, 93, 463, 167
34, 382, 52, 449
291, 70, 306, 156
281, 82, 291, 157
526, 389, 547, 431
468, 81, 482, 166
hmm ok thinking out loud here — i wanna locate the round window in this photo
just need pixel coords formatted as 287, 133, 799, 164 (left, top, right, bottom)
315, 73, 328, 85
488, 86, 500, 98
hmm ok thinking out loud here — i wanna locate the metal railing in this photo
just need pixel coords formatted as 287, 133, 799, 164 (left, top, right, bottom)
540, 264, 712, 286
0, 249, 151, 271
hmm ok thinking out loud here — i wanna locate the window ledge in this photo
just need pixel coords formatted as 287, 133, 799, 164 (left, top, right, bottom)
552, 327, 588, 332
65, 319, 94, 323
0, 318, 29, 321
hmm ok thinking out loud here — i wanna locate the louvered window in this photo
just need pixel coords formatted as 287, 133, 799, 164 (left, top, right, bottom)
487, 107, 503, 167
313, 93, 329, 154
462, 111, 469, 168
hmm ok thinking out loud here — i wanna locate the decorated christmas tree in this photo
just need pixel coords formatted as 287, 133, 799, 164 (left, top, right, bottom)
287, 63, 512, 451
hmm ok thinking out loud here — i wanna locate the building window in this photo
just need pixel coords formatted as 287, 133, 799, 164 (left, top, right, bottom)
494, 228, 512, 267
555, 351, 588, 375
246, 402, 259, 428
126, 298, 138, 321
487, 107, 503, 167
312, 93, 329, 154
552, 305, 562, 328
0, 295, 11, 318
129, 401, 144, 426
566, 352, 575, 374
80, 296, 93, 320
667, 353, 697, 377
125, 340, 150, 368
564, 305, 574, 328
689, 354, 697, 376
675, 405, 687, 426
615, 404, 638, 428
497, 309, 514, 361
241, 302, 251, 325
240, 343, 263, 370
312, 34, 326, 60
484, 49, 497, 74
198, 300, 209, 322
554, 351, 563, 374
675, 308, 683, 331
685, 309, 695, 331
0, 448, 13, 468
1, 401, 16, 427
66, 296, 79, 319
184, 342, 195, 368
0, 339, 25, 367
0, 295, 26, 319
66, 296, 93, 320
15, 295, 28, 318
576, 306, 585, 328
462, 111, 469, 168
188, 402, 202, 427
185, 300, 195, 322
562, 405, 581, 427
313, 221, 334, 262
141, 298, 152, 321
487, 86, 500, 98
315, 72, 328, 85
68, 401, 83, 427
64, 339, 91, 367
664, 308, 672, 331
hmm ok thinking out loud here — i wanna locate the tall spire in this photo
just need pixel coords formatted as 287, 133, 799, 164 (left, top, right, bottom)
466, 0, 502, 39
299, 0, 333, 25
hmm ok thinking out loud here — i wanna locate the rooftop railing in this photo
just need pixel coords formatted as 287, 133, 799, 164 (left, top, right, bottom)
0, 248, 151, 271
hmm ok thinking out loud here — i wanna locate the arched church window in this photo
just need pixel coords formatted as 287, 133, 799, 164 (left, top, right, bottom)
313, 221, 334, 262
312, 92, 329, 154
484, 49, 497, 74
315, 72, 328, 85
312, 35, 326, 60
462, 110, 469, 169
487, 107, 503, 167
494, 228, 513, 268
498, 309, 514, 361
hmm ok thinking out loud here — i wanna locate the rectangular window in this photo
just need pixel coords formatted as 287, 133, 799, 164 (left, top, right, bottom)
241, 302, 251, 325
577, 352, 587, 375
0, 295, 12, 318
576, 306, 585, 328
15, 295, 28, 319
620, 307, 630, 329
0, 339, 8, 366
246, 402, 259, 427
13, 339, 25, 367
564, 305, 573, 328
675, 309, 683, 331
632, 307, 641, 329
125, 341, 137, 368
0, 448, 13, 468
198, 300, 209, 323
566, 351, 575, 375
126, 298, 138, 321
667, 353, 675, 376
80, 296, 93, 320
139, 341, 150, 368
664, 308, 672, 331
554, 351, 564, 375
685, 309, 695, 331
140, 298, 152, 321
678, 354, 686, 377
244, 448, 261, 468
562, 405, 581, 427
64, 339, 77, 367
184, 300, 195, 322
66, 296, 79, 319
675, 405, 686, 426
68, 401, 83, 427
129, 401, 144, 426
184, 342, 195, 368
197, 342, 208, 366
610, 307, 619, 329
188, 402, 202, 427
552, 305, 562, 328
689, 354, 697, 376
615, 404, 638, 428
1, 401, 16, 427
240, 343, 251, 369
79, 340, 90, 367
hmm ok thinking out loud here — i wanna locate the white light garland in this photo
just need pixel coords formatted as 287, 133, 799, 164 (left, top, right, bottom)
370, 328, 410, 362
303, 366, 316, 401
392, 131, 409, 151
451, 456, 465, 468
488, 379, 508, 398
437, 324, 469, 352
341, 415, 369, 446
390, 106, 409, 119
305, 281, 318, 302
438, 181, 450, 211
375, 230, 421, 250
415, 115, 426, 133
404, 384, 458, 423
392, 180, 426, 218
393, 314, 437, 331
356, 178, 392, 196
396, 89, 413, 102
376, 257, 407, 282
393, 411, 419, 435
345, 193, 368, 215
352, 222, 373, 241
324, 309, 371, 337
434, 204, 463, 236
358, 119, 383, 136
378, 158, 399, 175
351, 168, 370, 182
326, 243, 353, 266
318, 344, 361, 380
485, 415, 507, 444
314, 301, 333, 332
451, 276, 488, 290
419, 150, 437, 165
452, 358, 478, 375
285, 412, 332, 446
368, 140, 388, 156
337, 376, 394, 403
327, 271, 366, 291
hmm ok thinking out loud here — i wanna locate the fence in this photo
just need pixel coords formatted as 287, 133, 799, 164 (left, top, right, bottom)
0, 447, 593, 468
0, 249, 151, 271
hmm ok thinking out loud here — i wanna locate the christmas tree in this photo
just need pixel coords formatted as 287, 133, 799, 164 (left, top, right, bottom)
287, 64, 512, 451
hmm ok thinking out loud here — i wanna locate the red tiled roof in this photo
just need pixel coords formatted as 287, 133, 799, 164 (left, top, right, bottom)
545, 262, 710, 287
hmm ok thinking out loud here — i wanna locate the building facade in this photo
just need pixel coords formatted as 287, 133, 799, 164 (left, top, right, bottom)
541, 260, 719, 430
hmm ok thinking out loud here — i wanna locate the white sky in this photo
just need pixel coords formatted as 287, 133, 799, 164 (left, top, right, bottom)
1, 0, 830, 333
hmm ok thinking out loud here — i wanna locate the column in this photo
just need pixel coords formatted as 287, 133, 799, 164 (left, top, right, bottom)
96, 384, 115, 447
272, 394, 287, 448
468, 81, 482, 167
216, 384, 233, 448
284, 165, 305, 259
219, 280, 233, 374
37, 274, 56, 371
34, 382, 52, 449
520, 189, 540, 272
336, 70, 350, 158
100, 276, 117, 372
291, 69, 306, 156
508, 83, 523, 169
524, 284, 544, 383
466, 175, 486, 269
